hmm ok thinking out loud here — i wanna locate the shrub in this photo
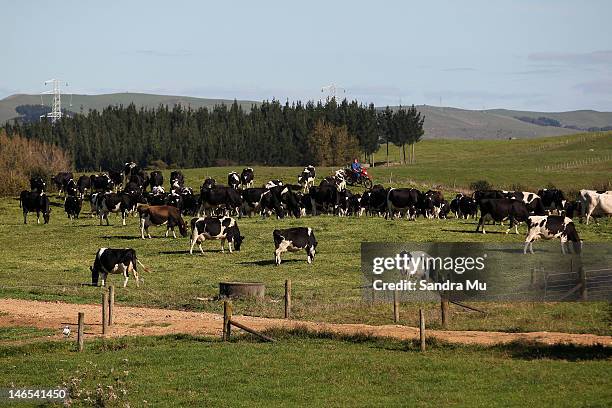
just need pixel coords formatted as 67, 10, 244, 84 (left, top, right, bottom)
0, 130, 72, 196
469, 180, 493, 191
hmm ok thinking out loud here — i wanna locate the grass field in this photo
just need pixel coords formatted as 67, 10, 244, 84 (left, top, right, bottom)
1, 133, 611, 335
1, 332, 610, 407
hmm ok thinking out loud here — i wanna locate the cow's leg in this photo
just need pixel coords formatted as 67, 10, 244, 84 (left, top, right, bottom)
274, 248, 282, 265
122, 211, 126, 226
199, 241, 205, 254
23, 211, 27, 224
106, 213, 110, 226
36, 210, 40, 224
306, 246, 315, 264
140, 218, 146, 239
560, 237, 567, 255
220, 239, 225, 253
228, 241, 233, 254
131, 263, 140, 287
101, 273, 107, 287
172, 228, 177, 239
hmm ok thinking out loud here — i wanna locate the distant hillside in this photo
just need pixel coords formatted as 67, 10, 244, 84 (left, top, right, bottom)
0, 93, 258, 124
2, 93, 611, 139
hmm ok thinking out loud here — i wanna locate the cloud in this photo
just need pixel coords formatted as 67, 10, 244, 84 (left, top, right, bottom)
528, 50, 612, 65
573, 79, 612, 95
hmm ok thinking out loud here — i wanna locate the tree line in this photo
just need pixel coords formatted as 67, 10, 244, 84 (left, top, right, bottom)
4, 99, 424, 171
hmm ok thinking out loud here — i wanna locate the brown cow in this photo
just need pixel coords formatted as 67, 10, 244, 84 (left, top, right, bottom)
138, 205, 188, 239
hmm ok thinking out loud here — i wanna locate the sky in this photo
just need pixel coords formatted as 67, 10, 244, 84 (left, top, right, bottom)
2, 0, 611, 111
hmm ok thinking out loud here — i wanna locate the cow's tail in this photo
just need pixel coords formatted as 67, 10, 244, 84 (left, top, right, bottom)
137, 259, 151, 273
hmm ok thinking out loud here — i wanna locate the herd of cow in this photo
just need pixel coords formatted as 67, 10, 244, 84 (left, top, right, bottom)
16, 162, 612, 286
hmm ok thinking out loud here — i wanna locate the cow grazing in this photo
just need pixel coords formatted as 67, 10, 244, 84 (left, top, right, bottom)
476, 199, 529, 234
29, 176, 46, 193
273, 227, 317, 265
64, 196, 82, 220
524, 215, 582, 255
241, 168, 255, 189
228, 172, 240, 190
189, 216, 244, 254
19, 191, 50, 224
138, 205, 187, 239
52, 172, 73, 195
580, 189, 612, 225
298, 165, 316, 193
90, 248, 140, 287
458, 196, 478, 219
149, 171, 164, 192
199, 185, 243, 216
241, 188, 267, 216
363, 185, 387, 216
386, 188, 420, 220
260, 185, 301, 218
309, 184, 341, 216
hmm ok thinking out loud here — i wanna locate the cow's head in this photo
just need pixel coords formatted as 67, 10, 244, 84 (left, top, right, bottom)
178, 218, 188, 237
233, 233, 245, 251
90, 265, 99, 286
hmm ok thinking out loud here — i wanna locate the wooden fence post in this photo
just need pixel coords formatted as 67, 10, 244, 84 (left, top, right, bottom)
579, 267, 587, 301
223, 300, 233, 341
77, 312, 84, 352
393, 290, 400, 323
284, 279, 292, 319
102, 291, 108, 335
419, 309, 426, 352
108, 285, 115, 326
441, 298, 449, 329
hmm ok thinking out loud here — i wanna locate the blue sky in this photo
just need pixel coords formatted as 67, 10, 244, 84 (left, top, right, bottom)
2, 0, 611, 111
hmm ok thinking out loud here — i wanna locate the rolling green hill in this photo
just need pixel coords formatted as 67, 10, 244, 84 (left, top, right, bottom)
486, 108, 612, 129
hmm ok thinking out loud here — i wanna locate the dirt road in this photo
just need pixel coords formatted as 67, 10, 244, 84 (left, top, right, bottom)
1, 298, 610, 346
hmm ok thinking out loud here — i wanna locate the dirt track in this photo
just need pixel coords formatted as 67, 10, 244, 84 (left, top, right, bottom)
1, 298, 610, 346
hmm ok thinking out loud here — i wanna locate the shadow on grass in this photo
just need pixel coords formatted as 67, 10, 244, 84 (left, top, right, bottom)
498, 340, 612, 361
158, 249, 217, 255
441, 229, 507, 235
239, 259, 302, 266
101, 235, 143, 240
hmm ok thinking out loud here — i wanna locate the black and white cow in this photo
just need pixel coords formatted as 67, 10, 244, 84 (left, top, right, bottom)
506, 191, 546, 215
273, 227, 317, 265
265, 179, 283, 189
199, 185, 243, 216
476, 199, 529, 234
473, 190, 507, 204
97, 192, 139, 226
458, 195, 478, 219
580, 189, 612, 225
64, 195, 81, 220
202, 177, 216, 190
108, 170, 124, 189
90, 248, 140, 287
298, 165, 316, 193
537, 189, 567, 213
52, 172, 73, 195
260, 185, 301, 218
241, 168, 254, 189
241, 188, 267, 216
65, 178, 78, 197
386, 188, 420, 220
19, 190, 50, 224
148, 171, 164, 192
228, 172, 240, 190
524, 215, 582, 254
29, 176, 46, 193
170, 171, 185, 191
362, 185, 388, 216
189, 216, 244, 254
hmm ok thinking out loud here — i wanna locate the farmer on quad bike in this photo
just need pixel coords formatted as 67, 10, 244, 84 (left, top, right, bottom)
346, 159, 373, 189
350, 158, 362, 179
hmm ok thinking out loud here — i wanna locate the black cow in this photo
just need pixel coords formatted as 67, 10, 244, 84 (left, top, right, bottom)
537, 189, 567, 213
123, 162, 139, 181
123, 180, 143, 196
199, 185, 242, 216
228, 172, 240, 190
76, 175, 91, 197
90, 174, 113, 192
473, 190, 507, 203
65, 179, 78, 197
180, 188, 199, 216
476, 199, 529, 234
29, 176, 46, 193
148, 171, 164, 192
19, 191, 50, 224
240, 168, 254, 189
97, 192, 141, 226
386, 188, 420, 220
64, 195, 81, 220
189, 216, 244, 254
90, 248, 140, 287
108, 170, 124, 188
347, 193, 365, 216
309, 185, 340, 216
52, 172, 73, 194
273, 227, 317, 265
524, 215, 582, 255
458, 196, 478, 219
298, 165, 316, 193
362, 185, 387, 216
202, 177, 216, 190
450, 194, 462, 218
